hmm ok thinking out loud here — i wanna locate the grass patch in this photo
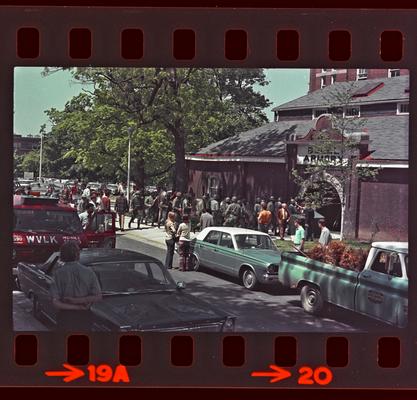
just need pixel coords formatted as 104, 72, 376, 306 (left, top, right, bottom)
273, 239, 371, 253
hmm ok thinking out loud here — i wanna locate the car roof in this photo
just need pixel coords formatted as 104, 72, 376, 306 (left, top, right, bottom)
197, 226, 270, 240
78, 248, 161, 264
372, 241, 408, 254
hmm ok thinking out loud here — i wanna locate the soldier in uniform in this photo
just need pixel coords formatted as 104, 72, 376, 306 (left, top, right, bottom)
223, 196, 241, 227
219, 197, 231, 225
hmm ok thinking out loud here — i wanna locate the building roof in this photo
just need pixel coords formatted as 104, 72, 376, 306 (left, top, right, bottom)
366, 115, 408, 160
274, 75, 409, 111
194, 120, 315, 158
192, 115, 408, 161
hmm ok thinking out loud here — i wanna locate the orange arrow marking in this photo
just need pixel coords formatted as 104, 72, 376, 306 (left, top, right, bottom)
45, 363, 85, 382
251, 364, 292, 383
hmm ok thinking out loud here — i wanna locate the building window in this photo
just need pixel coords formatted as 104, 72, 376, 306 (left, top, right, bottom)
357, 68, 368, 80
313, 108, 328, 119
388, 68, 400, 78
397, 102, 409, 114
320, 77, 326, 88
344, 106, 360, 118
208, 177, 220, 198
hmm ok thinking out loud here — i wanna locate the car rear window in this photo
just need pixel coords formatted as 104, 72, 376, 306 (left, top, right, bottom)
14, 209, 83, 234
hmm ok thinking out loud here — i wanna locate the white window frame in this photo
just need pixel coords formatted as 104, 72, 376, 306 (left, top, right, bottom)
356, 68, 368, 80
397, 102, 409, 115
331, 75, 336, 84
343, 106, 361, 118
312, 108, 328, 119
388, 68, 400, 78
320, 76, 326, 88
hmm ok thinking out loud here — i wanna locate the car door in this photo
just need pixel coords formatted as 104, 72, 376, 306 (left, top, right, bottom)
198, 230, 222, 270
85, 211, 116, 247
215, 232, 239, 276
355, 250, 407, 325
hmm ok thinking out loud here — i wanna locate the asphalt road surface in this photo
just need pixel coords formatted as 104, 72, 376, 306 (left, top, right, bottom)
116, 235, 393, 333
13, 234, 394, 332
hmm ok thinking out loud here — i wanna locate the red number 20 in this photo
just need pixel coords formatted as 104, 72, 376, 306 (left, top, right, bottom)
298, 366, 333, 386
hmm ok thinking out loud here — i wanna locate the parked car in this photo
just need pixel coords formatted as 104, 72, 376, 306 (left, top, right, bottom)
106, 183, 118, 195
190, 227, 281, 290
279, 241, 409, 328
16, 248, 236, 332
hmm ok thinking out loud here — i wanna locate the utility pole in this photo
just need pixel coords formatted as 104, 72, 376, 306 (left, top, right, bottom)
126, 126, 133, 203
39, 130, 43, 181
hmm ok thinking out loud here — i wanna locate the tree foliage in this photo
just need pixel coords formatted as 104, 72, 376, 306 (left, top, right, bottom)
39, 67, 271, 190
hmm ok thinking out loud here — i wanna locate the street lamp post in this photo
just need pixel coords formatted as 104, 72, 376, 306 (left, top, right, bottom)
126, 127, 133, 203
38, 131, 43, 181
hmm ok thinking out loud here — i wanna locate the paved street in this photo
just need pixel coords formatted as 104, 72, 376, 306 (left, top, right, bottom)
13, 224, 392, 332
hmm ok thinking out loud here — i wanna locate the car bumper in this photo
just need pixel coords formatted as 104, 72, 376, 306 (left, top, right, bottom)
261, 273, 279, 284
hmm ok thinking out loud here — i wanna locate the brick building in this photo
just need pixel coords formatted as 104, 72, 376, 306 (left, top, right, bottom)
14, 134, 40, 156
309, 68, 409, 93
186, 73, 409, 241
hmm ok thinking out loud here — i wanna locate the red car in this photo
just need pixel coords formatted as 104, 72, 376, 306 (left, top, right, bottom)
13, 195, 116, 271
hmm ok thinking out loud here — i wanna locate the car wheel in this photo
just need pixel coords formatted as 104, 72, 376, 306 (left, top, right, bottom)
242, 268, 258, 290
300, 284, 323, 315
32, 296, 42, 320
189, 254, 201, 271
102, 238, 114, 248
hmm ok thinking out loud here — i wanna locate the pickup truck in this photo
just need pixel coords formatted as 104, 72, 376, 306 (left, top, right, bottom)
279, 242, 408, 328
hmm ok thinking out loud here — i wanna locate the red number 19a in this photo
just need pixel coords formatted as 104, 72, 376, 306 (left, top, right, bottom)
87, 364, 130, 383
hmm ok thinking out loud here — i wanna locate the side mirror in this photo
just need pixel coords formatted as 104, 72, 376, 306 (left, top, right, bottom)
176, 281, 186, 290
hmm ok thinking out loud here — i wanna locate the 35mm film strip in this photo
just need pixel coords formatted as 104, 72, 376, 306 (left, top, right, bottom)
0, 6, 415, 388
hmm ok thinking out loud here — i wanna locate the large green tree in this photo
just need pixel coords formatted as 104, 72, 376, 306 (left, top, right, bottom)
43, 67, 271, 190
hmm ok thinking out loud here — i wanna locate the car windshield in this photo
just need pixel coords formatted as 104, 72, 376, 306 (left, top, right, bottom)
234, 234, 276, 250
14, 209, 83, 234
91, 261, 176, 294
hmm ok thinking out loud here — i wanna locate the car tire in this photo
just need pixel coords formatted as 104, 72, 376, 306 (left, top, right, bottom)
300, 284, 323, 315
189, 254, 201, 271
242, 268, 258, 290
102, 238, 114, 248
32, 296, 42, 320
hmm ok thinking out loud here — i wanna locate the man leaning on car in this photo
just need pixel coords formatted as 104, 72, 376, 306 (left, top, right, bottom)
50, 241, 102, 331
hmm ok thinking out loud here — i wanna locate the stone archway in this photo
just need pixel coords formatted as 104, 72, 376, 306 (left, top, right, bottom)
298, 172, 344, 233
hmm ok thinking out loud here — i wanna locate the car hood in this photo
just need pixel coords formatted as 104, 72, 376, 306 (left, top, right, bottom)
91, 291, 227, 329
238, 249, 281, 265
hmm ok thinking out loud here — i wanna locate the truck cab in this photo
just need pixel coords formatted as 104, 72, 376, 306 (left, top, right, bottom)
355, 242, 408, 327
13, 195, 116, 271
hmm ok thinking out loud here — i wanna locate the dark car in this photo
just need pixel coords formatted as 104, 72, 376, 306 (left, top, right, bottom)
16, 248, 236, 332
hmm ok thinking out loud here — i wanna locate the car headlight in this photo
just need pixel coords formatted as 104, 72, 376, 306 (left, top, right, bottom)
267, 264, 279, 274
223, 317, 235, 332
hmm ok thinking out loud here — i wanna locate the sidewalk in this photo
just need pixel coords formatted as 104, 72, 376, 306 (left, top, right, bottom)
115, 217, 294, 250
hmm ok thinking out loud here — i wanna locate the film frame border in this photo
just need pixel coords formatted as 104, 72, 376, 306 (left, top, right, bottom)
0, 6, 415, 388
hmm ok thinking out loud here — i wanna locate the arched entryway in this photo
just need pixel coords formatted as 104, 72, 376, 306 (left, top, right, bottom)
298, 172, 343, 233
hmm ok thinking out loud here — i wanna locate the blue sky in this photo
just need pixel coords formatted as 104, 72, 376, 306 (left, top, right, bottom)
14, 67, 309, 136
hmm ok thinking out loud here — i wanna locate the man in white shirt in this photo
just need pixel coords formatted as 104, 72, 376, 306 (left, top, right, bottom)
79, 204, 95, 231
318, 219, 332, 247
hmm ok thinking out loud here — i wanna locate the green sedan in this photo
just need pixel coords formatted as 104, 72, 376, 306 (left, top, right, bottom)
190, 227, 281, 290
